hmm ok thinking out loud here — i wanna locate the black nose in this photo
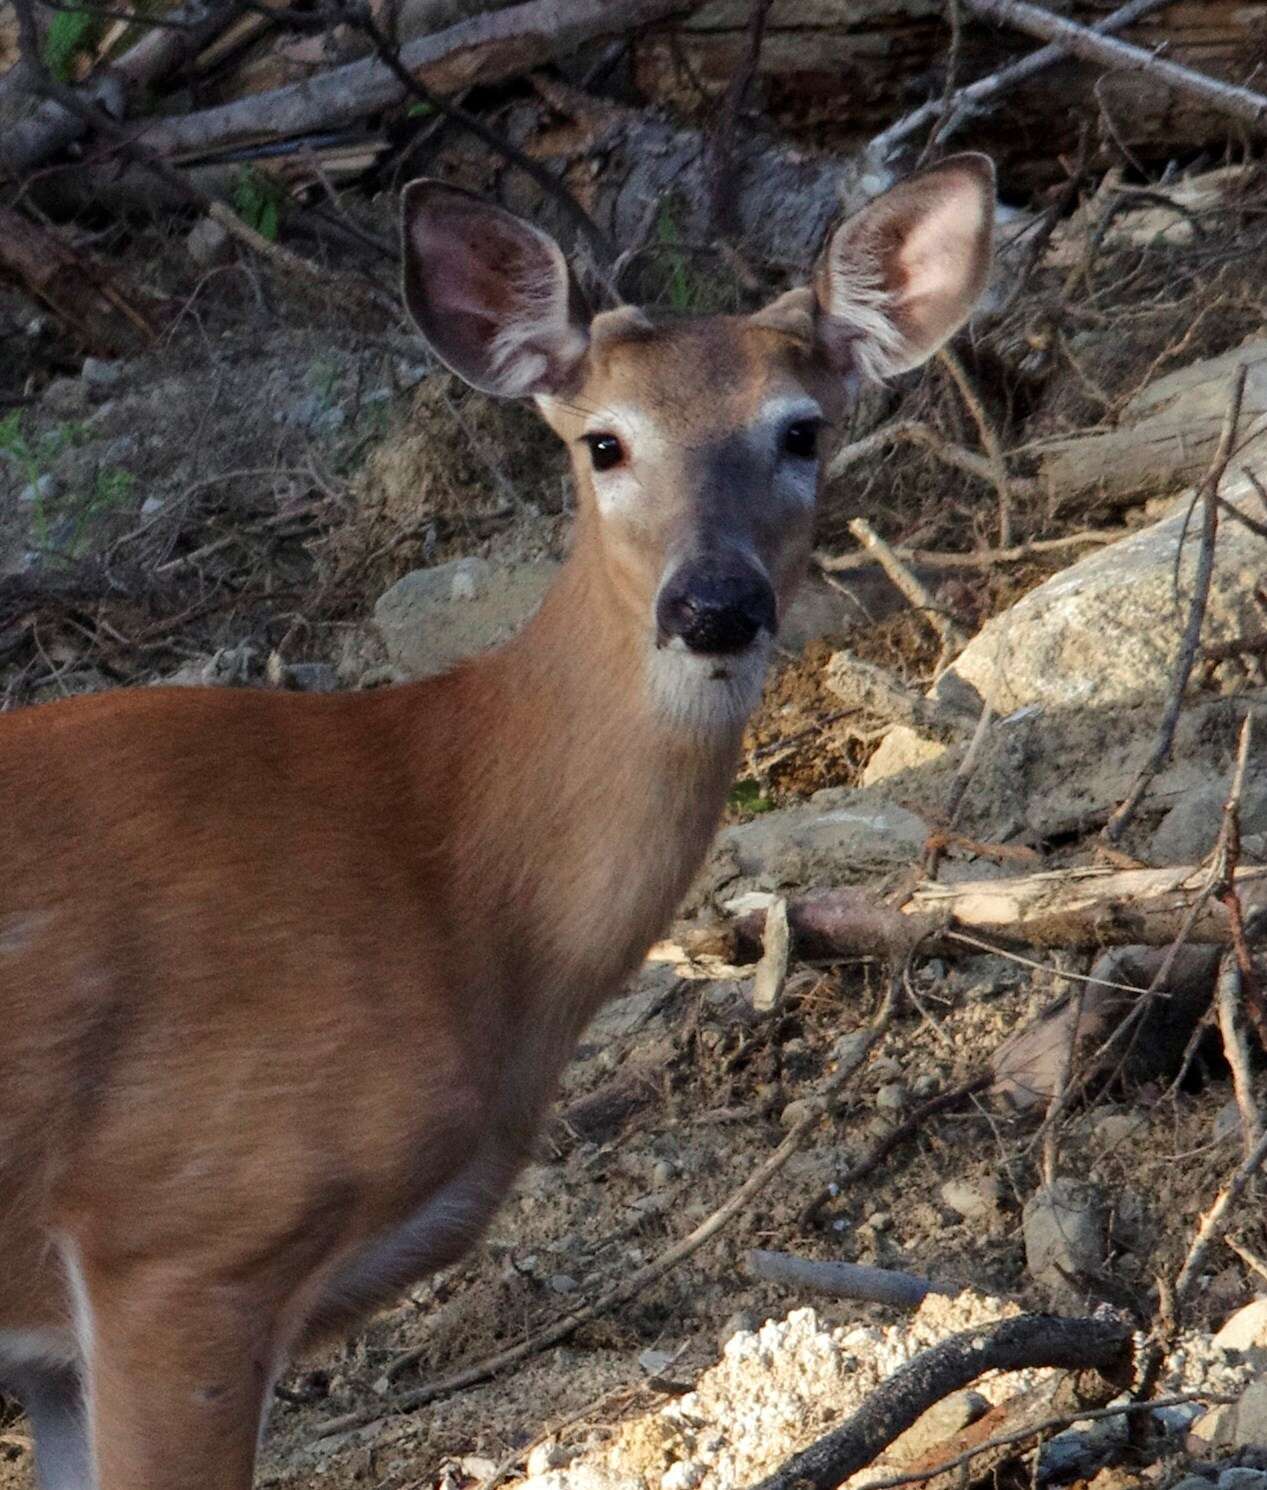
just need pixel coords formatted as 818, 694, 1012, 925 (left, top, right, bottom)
655, 558, 778, 656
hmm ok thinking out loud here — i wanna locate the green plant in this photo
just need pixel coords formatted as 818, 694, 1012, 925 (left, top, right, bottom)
42, 4, 101, 81
232, 167, 285, 242
728, 778, 774, 815
93, 466, 136, 510
656, 201, 694, 313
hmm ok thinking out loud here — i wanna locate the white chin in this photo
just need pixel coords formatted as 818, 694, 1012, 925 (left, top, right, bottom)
646, 635, 772, 733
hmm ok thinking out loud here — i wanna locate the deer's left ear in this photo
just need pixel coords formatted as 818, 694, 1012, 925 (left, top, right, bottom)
808, 153, 996, 381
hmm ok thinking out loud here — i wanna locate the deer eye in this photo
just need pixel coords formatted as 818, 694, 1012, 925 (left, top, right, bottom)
783, 419, 821, 460
583, 432, 624, 472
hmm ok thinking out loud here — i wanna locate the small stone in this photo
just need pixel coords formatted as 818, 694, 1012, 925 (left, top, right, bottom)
42, 376, 90, 418
912, 1073, 939, 1098
720, 1310, 757, 1347
867, 1210, 892, 1232
548, 1274, 578, 1295
637, 1348, 676, 1376
661, 1464, 705, 1490
1023, 1179, 1107, 1291
82, 357, 122, 392
941, 1177, 1002, 1224
651, 1159, 676, 1186
1214, 1297, 1267, 1352
1093, 1109, 1146, 1148
875, 1082, 906, 1114
779, 1096, 824, 1130
187, 215, 233, 268
526, 1442, 570, 1478
140, 495, 165, 518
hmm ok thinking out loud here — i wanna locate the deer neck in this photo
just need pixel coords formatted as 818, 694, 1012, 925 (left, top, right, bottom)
445, 528, 756, 1033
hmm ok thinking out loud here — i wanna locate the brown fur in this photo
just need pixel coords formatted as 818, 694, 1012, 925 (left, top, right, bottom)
0, 159, 993, 1489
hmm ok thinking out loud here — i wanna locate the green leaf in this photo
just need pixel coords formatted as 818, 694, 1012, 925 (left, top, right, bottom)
43, 6, 101, 82
728, 779, 774, 815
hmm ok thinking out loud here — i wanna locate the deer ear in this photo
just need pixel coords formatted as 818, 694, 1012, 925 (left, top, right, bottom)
812, 153, 995, 380
401, 179, 591, 398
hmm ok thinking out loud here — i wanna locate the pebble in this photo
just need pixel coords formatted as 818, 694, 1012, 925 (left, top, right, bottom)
940, 1177, 1002, 1223
82, 357, 122, 392
779, 1096, 823, 1130
548, 1274, 579, 1295
1022, 1179, 1107, 1290
18, 473, 59, 506
527, 1442, 571, 1478
874, 1082, 906, 1114
187, 215, 233, 268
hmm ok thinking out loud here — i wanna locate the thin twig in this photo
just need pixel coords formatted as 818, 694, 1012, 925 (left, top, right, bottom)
1215, 953, 1262, 1159
817, 529, 1125, 573
1174, 1124, 1267, 1304
937, 347, 1013, 547
707, 0, 774, 243
847, 517, 969, 657
1103, 364, 1249, 844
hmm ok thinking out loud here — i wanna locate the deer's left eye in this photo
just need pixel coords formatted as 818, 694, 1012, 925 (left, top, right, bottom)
583, 432, 625, 472
783, 419, 821, 460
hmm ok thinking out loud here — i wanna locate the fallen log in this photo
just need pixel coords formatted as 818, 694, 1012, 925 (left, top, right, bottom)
119, 0, 704, 162
728, 864, 1267, 960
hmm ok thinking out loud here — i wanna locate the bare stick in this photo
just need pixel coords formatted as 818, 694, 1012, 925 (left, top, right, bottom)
962, 0, 1267, 134
1215, 954, 1261, 1160
707, 0, 775, 242
313, 1014, 887, 1438
817, 529, 1126, 573
937, 347, 1013, 548
744, 1314, 1132, 1490
1174, 1125, 1267, 1305
1103, 364, 1249, 844
868, 0, 1177, 160
747, 1250, 949, 1308
847, 518, 969, 656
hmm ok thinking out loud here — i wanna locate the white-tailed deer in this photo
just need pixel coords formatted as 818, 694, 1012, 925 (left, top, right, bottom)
0, 155, 993, 1488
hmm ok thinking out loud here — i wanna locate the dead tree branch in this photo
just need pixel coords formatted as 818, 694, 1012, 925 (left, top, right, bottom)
745, 1314, 1132, 1490
962, 0, 1267, 135
747, 1251, 950, 1308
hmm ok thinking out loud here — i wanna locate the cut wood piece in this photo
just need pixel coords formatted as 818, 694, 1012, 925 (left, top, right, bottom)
0, 208, 168, 354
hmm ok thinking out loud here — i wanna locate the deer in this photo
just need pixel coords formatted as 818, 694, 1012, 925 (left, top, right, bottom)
0, 154, 993, 1489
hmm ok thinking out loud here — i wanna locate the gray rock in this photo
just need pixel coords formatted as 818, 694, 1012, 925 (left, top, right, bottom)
81, 357, 122, 393
714, 789, 928, 886
375, 558, 557, 679
1218, 1471, 1267, 1490
42, 376, 90, 419
186, 215, 233, 268
1022, 1178, 1107, 1291
940, 440, 1267, 715
1150, 779, 1267, 864
874, 1082, 906, 1114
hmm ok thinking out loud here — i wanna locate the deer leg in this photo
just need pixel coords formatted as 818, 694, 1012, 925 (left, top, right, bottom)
74, 1250, 289, 1490
6, 1364, 91, 1490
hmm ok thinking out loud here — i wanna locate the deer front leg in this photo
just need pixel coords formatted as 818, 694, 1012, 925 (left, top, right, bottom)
74, 1250, 290, 1490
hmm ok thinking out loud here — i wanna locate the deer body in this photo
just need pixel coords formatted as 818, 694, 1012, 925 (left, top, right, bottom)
0, 158, 993, 1488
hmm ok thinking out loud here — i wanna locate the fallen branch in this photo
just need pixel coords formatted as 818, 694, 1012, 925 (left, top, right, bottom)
817, 530, 1127, 574
962, 0, 1267, 134
867, 0, 1177, 161
121, 0, 703, 162
745, 1314, 1132, 1490
312, 1012, 887, 1438
730, 865, 1267, 963
747, 1251, 950, 1309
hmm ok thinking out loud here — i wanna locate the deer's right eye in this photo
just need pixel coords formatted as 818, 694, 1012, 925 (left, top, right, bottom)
583, 432, 625, 472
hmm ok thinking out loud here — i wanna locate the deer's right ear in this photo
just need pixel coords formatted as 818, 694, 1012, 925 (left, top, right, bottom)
401, 180, 591, 398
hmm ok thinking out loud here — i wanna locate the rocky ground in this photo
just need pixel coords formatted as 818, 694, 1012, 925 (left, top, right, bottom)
3, 139, 1267, 1490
